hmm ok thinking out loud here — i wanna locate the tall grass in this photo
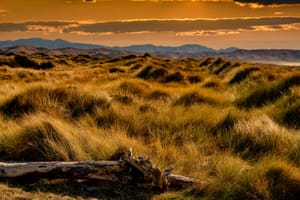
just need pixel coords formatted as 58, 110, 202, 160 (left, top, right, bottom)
237, 75, 300, 108
1, 53, 300, 199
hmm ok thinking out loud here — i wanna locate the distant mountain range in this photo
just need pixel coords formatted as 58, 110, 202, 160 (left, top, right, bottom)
0, 38, 238, 53
1, 38, 300, 65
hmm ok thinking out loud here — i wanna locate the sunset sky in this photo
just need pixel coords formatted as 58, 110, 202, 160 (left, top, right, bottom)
1, 0, 300, 49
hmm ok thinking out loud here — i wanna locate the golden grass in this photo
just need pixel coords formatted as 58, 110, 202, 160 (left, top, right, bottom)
1, 53, 300, 199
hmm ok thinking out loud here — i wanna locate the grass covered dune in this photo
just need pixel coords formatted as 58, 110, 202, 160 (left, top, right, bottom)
1, 53, 300, 199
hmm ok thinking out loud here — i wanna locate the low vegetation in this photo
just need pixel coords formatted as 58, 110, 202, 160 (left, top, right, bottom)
0, 53, 300, 199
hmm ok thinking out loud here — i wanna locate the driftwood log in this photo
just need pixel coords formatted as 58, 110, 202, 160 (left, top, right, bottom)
0, 152, 197, 190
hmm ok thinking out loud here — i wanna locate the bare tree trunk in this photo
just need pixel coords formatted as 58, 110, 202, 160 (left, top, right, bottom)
0, 161, 123, 182
0, 157, 198, 190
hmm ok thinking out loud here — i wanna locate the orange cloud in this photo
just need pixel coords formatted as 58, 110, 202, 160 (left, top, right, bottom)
82, 0, 97, 3
176, 30, 240, 36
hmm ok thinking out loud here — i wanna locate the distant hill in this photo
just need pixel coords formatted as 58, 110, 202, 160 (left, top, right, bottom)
117, 44, 216, 53
1, 38, 300, 65
0, 38, 235, 53
0, 38, 105, 50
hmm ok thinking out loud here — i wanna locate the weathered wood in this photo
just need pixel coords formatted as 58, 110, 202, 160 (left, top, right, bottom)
0, 157, 198, 190
167, 174, 198, 188
0, 161, 123, 182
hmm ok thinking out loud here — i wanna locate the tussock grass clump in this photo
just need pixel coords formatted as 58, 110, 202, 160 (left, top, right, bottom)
213, 61, 232, 75
109, 67, 125, 73
0, 121, 76, 161
231, 115, 285, 159
150, 68, 168, 79
0, 115, 143, 162
204, 156, 263, 200
0, 87, 110, 118
211, 113, 237, 137
174, 91, 217, 106
118, 80, 149, 96
229, 67, 259, 84
122, 54, 137, 60
202, 80, 221, 88
112, 94, 133, 104
13, 55, 55, 70
106, 58, 121, 63
147, 90, 171, 101
281, 101, 300, 129
204, 156, 300, 200
199, 58, 213, 67
136, 65, 168, 80
188, 75, 202, 84
130, 63, 142, 71
136, 65, 153, 79
237, 75, 300, 108
39, 61, 55, 69
256, 158, 300, 200
164, 71, 184, 83
14, 55, 40, 69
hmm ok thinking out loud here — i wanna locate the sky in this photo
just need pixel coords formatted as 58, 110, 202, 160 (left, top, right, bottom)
0, 0, 300, 49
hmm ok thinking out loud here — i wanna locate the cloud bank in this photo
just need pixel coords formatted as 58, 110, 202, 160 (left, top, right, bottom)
1, 17, 300, 36
234, 0, 300, 5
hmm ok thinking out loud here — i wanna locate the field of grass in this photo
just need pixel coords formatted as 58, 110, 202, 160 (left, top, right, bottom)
1, 52, 300, 199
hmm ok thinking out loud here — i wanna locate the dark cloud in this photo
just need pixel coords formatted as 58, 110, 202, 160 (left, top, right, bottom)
1, 17, 300, 34
234, 0, 300, 5
66, 17, 300, 33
